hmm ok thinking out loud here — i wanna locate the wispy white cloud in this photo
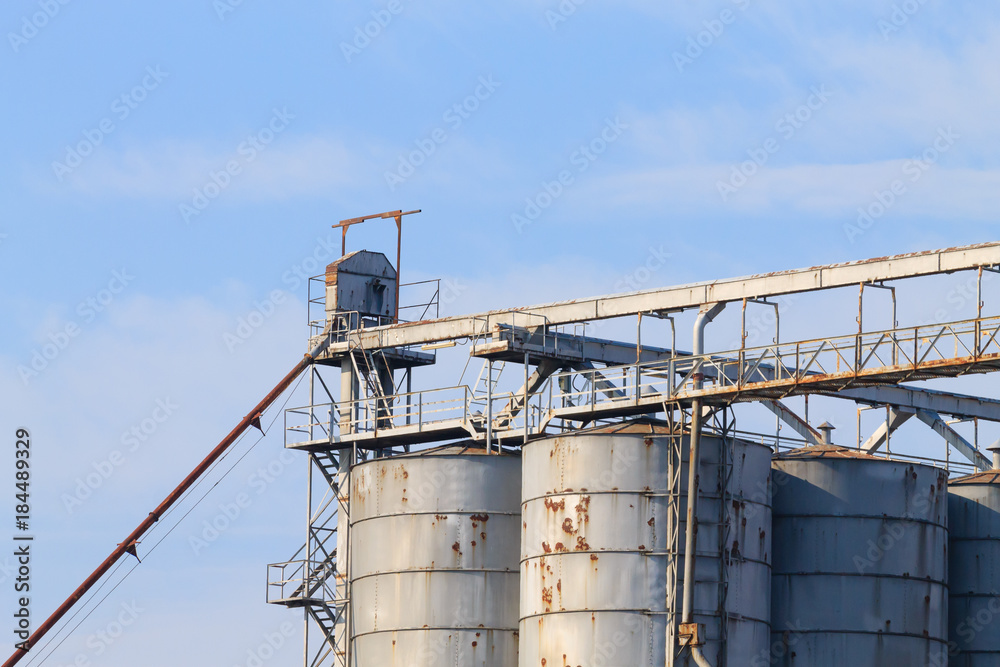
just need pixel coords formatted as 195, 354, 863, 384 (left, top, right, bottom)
33, 134, 369, 201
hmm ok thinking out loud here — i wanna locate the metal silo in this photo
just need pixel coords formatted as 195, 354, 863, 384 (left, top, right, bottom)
771, 445, 949, 666
518, 420, 772, 666
349, 445, 521, 666
949, 469, 1000, 665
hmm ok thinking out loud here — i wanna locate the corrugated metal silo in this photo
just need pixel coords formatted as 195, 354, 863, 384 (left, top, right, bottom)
349, 445, 521, 666
771, 445, 949, 666
518, 421, 772, 666
949, 470, 1000, 665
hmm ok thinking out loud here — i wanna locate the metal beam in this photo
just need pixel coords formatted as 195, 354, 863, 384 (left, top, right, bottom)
472, 327, 678, 366
760, 400, 823, 444
493, 358, 560, 428
477, 328, 1000, 427
862, 408, 914, 453
571, 362, 628, 401
914, 409, 992, 471
832, 385, 1000, 423
325, 242, 1000, 352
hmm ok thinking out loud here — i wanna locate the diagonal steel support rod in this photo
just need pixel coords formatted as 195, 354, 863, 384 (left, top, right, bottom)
2, 336, 333, 667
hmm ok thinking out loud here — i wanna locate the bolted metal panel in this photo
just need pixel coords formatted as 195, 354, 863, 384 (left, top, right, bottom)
771, 446, 949, 667
325, 250, 397, 319
518, 421, 772, 667
349, 445, 521, 667
948, 472, 1000, 664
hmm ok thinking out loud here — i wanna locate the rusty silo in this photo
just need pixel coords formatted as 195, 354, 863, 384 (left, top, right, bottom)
349, 445, 521, 666
518, 420, 772, 666
949, 466, 1000, 665
771, 445, 949, 666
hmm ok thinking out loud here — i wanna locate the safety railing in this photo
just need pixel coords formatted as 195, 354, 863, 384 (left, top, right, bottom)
398, 279, 441, 321
267, 559, 339, 604
288, 315, 1000, 446
550, 315, 1000, 413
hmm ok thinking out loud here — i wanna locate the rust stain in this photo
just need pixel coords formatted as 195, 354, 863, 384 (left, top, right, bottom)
542, 542, 552, 554
452, 542, 462, 554
544, 498, 566, 512
562, 518, 575, 534
575, 536, 590, 551
542, 586, 553, 609
470, 513, 490, 523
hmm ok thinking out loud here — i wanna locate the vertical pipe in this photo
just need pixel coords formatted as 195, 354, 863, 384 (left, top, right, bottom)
977, 267, 984, 356
406, 371, 412, 426
394, 215, 402, 323
486, 360, 493, 453
680, 303, 724, 667
524, 351, 530, 445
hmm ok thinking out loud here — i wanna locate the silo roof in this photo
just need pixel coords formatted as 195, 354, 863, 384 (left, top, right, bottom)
774, 444, 886, 461
386, 441, 519, 459
574, 419, 677, 436
949, 470, 1000, 485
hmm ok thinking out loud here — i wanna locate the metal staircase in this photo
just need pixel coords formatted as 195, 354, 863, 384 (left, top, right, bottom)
268, 448, 351, 667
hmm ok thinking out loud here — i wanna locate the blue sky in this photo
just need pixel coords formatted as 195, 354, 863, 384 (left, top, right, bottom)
2, 1, 1000, 665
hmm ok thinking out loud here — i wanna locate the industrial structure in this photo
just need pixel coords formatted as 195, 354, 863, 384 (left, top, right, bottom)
257, 222, 1000, 667
12, 218, 1000, 667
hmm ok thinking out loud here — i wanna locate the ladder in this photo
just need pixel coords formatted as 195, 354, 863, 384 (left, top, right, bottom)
664, 410, 685, 667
